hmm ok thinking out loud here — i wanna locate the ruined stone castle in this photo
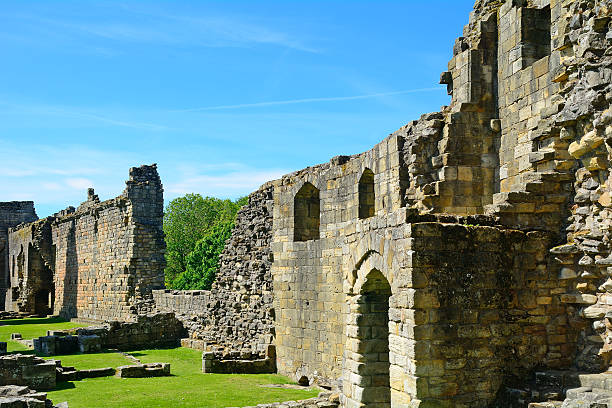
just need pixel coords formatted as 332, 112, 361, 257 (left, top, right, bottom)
2, 0, 612, 406
0, 164, 165, 322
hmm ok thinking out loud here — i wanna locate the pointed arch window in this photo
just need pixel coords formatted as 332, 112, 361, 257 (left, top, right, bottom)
294, 182, 320, 242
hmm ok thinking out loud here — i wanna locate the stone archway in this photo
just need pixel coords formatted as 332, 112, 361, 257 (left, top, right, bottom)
343, 268, 392, 407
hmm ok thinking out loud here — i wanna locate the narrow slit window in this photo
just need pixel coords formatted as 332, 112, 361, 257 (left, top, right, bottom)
521, 5, 551, 66
359, 169, 375, 219
294, 182, 320, 242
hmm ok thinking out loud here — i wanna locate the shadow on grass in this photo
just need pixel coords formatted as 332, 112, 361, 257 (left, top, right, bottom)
0, 317, 69, 326
8, 348, 127, 359
122, 347, 181, 358
7, 349, 36, 356
53, 381, 76, 391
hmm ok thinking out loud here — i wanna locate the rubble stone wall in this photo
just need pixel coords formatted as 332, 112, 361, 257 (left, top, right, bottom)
0, 354, 56, 391
154, 185, 275, 357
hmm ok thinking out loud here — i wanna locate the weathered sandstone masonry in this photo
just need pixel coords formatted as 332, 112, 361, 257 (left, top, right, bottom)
151, 0, 612, 406
154, 185, 275, 357
270, 153, 577, 407
0, 202, 37, 310
5, 164, 165, 321
3, 0, 612, 407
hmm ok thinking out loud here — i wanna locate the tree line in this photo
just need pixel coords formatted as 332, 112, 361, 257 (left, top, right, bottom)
163, 193, 247, 290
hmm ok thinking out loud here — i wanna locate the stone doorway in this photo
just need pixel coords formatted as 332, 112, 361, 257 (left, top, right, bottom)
34, 289, 51, 315
343, 268, 391, 407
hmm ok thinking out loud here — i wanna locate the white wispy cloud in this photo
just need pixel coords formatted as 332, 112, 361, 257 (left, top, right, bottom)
170, 87, 443, 112
0, 140, 287, 216
166, 169, 288, 197
65, 178, 94, 190
0, 99, 168, 131
3, 5, 318, 53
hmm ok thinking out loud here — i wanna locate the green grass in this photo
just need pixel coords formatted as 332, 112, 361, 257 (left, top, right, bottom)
0, 318, 318, 407
48, 350, 132, 370
0, 317, 86, 352
47, 347, 319, 408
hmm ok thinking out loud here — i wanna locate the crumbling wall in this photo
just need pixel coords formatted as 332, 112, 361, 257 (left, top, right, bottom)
543, 0, 612, 376
6, 164, 165, 322
271, 140, 576, 406
154, 184, 275, 357
403, 221, 575, 407
52, 164, 165, 322
0, 354, 56, 390
6, 219, 54, 314
38, 312, 185, 352
0, 202, 37, 311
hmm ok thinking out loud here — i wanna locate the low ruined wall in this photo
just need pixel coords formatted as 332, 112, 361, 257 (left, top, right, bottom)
0, 354, 56, 391
152, 290, 211, 317
154, 185, 275, 357
101, 313, 184, 350
49, 313, 185, 352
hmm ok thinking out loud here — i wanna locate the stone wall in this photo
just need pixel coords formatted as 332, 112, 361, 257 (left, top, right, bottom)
52, 165, 165, 322
401, 221, 575, 407
270, 143, 578, 406
6, 219, 54, 315
0, 202, 37, 311
38, 312, 185, 353
0, 354, 56, 391
5, 164, 165, 322
545, 0, 612, 376
154, 184, 275, 356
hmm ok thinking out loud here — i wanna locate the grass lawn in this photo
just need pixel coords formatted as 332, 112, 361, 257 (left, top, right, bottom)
47, 347, 319, 408
49, 350, 133, 370
0, 317, 86, 352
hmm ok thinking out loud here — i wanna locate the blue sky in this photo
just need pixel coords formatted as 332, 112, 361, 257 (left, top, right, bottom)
0, 1, 474, 217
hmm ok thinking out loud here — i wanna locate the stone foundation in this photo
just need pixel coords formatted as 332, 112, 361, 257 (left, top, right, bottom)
34, 313, 184, 355
115, 363, 170, 378
0, 385, 60, 408
202, 345, 277, 374
0, 355, 56, 391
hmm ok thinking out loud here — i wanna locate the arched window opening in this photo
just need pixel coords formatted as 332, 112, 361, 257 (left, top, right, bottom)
359, 169, 375, 219
294, 182, 320, 242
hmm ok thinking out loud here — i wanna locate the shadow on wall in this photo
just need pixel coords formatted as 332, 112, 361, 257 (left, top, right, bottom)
60, 221, 78, 319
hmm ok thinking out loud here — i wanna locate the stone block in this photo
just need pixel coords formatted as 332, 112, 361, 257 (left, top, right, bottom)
115, 363, 170, 378
78, 335, 101, 353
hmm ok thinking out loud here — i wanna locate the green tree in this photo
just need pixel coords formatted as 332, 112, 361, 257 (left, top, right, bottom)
172, 221, 234, 290
163, 194, 246, 287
